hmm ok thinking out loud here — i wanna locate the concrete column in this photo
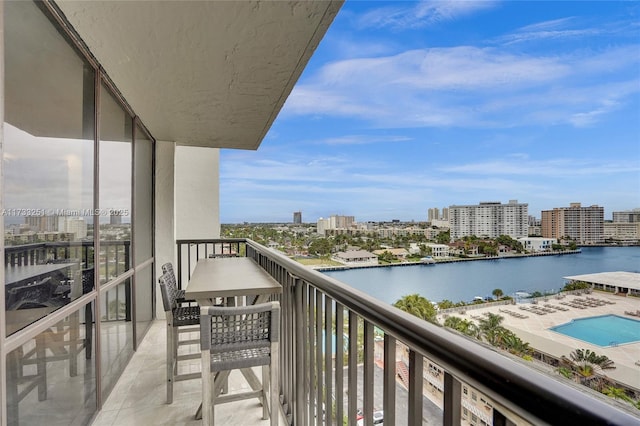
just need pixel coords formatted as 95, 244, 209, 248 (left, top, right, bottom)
154, 144, 220, 318
175, 146, 220, 239
154, 141, 176, 319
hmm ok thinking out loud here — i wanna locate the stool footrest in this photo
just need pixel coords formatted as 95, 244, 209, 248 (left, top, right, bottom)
215, 389, 263, 405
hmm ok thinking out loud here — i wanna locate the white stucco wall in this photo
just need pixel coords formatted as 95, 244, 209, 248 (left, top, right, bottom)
155, 141, 175, 319
175, 146, 220, 240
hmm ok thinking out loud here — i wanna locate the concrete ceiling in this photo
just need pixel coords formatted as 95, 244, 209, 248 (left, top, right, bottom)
56, 0, 342, 150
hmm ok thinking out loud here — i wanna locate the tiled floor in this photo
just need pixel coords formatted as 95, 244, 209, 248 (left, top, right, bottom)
91, 320, 282, 426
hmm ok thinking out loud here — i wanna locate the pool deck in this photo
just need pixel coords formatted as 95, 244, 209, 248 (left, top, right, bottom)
438, 292, 640, 390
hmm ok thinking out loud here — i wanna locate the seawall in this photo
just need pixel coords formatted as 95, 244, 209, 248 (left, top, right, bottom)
315, 249, 582, 272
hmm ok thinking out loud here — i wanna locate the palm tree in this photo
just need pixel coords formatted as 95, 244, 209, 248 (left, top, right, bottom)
477, 313, 507, 346
394, 294, 438, 324
570, 349, 616, 372
443, 316, 480, 339
492, 288, 504, 300
460, 320, 481, 339
444, 316, 464, 329
476, 313, 504, 346
561, 349, 616, 383
500, 331, 532, 356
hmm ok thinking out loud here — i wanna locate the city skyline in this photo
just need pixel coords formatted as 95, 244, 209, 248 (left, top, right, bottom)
220, 0, 640, 223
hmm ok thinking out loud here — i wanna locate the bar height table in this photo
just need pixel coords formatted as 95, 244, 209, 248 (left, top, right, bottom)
185, 257, 282, 420
185, 257, 282, 306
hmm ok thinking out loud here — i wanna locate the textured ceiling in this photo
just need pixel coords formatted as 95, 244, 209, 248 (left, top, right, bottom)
56, 1, 342, 149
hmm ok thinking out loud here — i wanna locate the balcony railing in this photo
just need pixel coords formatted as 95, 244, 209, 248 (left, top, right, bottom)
176, 239, 639, 425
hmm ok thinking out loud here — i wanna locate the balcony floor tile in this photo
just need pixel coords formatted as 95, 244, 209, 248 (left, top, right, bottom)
92, 320, 282, 426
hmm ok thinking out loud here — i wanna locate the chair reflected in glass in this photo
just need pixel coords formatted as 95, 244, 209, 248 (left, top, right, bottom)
200, 301, 280, 426
81, 268, 95, 359
159, 273, 201, 404
5, 277, 58, 311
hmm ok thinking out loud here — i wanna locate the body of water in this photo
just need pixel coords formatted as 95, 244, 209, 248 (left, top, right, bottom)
322, 247, 640, 305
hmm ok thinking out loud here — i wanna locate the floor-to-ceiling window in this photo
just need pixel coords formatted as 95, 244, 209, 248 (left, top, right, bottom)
2, 1, 155, 424
3, 2, 97, 424
98, 83, 134, 399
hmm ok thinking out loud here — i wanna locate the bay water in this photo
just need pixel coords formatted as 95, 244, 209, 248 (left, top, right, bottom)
322, 247, 640, 305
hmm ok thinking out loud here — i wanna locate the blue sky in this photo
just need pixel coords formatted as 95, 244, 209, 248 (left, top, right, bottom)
220, 0, 640, 224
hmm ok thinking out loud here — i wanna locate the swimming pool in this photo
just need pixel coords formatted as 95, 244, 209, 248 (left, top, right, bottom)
550, 315, 640, 347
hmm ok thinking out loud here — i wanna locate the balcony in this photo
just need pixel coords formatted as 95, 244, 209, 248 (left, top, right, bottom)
93, 239, 638, 425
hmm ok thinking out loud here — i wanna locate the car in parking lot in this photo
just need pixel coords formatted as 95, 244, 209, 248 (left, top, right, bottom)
356, 410, 383, 425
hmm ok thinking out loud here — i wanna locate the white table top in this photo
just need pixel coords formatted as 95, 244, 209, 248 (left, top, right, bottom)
185, 257, 282, 304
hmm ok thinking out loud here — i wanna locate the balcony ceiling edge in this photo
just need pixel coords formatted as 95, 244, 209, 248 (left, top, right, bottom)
55, 0, 344, 150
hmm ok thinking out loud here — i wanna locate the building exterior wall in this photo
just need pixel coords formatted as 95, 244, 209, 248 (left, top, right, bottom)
449, 201, 528, 241
293, 211, 302, 224
518, 237, 557, 252
541, 203, 604, 244
613, 210, 640, 223
428, 207, 440, 222
604, 222, 640, 243
426, 243, 450, 257
316, 217, 330, 235
331, 250, 378, 265
155, 141, 175, 319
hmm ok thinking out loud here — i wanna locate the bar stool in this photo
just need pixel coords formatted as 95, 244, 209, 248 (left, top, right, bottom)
200, 302, 280, 426
159, 273, 201, 404
161, 262, 195, 305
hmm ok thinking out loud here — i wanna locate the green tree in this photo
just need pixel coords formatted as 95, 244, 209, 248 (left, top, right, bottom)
443, 316, 464, 329
557, 366, 573, 379
394, 294, 438, 324
309, 238, 332, 256
492, 288, 504, 300
562, 349, 616, 380
378, 250, 396, 264
602, 386, 633, 403
500, 331, 531, 356
478, 313, 505, 346
436, 230, 450, 244
437, 299, 456, 310
446, 317, 480, 339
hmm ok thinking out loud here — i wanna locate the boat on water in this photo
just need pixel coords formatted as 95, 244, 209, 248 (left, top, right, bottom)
420, 256, 436, 264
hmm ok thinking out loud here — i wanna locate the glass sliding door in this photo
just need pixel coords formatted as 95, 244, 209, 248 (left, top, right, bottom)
98, 83, 134, 399
3, 1, 98, 421
3, 0, 95, 329
3, 1, 157, 421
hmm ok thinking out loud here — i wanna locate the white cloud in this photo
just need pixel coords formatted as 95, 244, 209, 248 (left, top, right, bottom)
323, 135, 413, 145
357, 0, 497, 30
283, 44, 639, 129
439, 158, 640, 177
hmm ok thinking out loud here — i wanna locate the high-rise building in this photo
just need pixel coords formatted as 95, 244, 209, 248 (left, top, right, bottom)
316, 217, 330, 235
449, 200, 528, 241
25, 215, 58, 232
612, 209, 640, 223
428, 207, 449, 222
110, 213, 123, 225
293, 211, 302, 224
541, 203, 604, 244
428, 207, 440, 222
329, 215, 355, 229
58, 217, 88, 239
